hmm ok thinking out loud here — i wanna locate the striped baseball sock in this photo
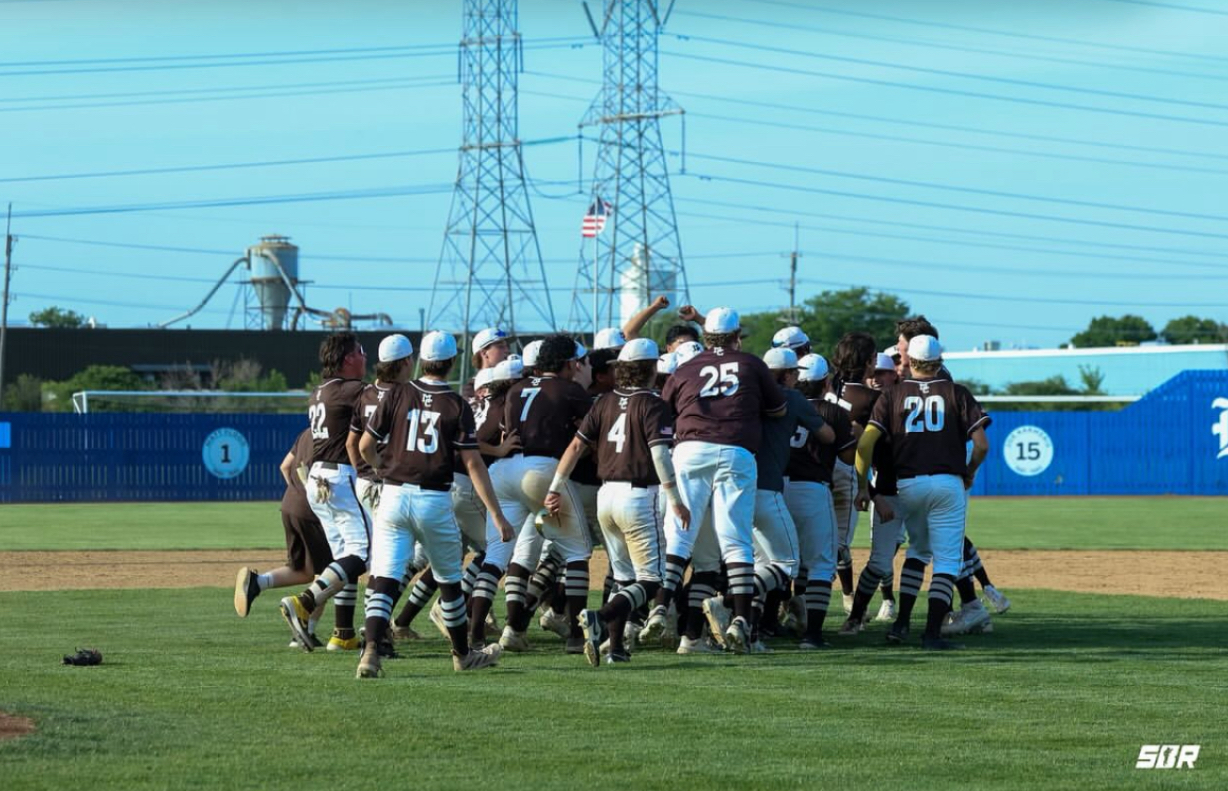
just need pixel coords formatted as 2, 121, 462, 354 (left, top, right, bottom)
880, 566, 896, 602
333, 583, 359, 638
686, 573, 719, 640
726, 562, 756, 622
362, 577, 399, 650
564, 561, 591, 640
964, 536, 993, 588
437, 584, 470, 655
461, 554, 484, 599
851, 565, 884, 622
896, 558, 927, 627
504, 565, 531, 632
525, 554, 562, 611
468, 564, 503, 645
803, 579, 832, 639
395, 573, 438, 628
836, 546, 855, 596
655, 554, 689, 610
925, 573, 957, 640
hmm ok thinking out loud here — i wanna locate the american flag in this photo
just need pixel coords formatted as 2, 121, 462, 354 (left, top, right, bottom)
581, 199, 612, 238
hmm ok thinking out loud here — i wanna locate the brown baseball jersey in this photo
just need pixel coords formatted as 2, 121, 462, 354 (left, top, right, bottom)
503, 375, 592, 459
786, 399, 855, 485
576, 388, 675, 485
307, 378, 366, 466
467, 392, 507, 470
349, 382, 394, 481
825, 380, 880, 428
280, 429, 316, 519
869, 432, 899, 497
366, 379, 478, 489
869, 378, 990, 480
660, 348, 786, 454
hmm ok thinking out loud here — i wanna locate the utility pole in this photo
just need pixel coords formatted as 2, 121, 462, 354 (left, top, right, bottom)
0, 204, 14, 409
780, 222, 801, 325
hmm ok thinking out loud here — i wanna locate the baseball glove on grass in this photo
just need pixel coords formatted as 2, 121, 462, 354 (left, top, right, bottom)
62, 648, 103, 666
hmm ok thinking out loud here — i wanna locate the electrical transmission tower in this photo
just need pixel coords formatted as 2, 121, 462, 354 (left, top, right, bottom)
428, 0, 555, 371
569, 0, 689, 335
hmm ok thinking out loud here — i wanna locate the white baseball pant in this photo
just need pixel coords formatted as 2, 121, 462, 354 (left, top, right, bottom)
670, 441, 757, 568
866, 493, 905, 580
451, 472, 489, 552
306, 462, 370, 562
897, 474, 967, 577
597, 482, 666, 583
370, 483, 463, 583
832, 459, 859, 557
783, 479, 838, 581
483, 454, 592, 571
752, 489, 800, 578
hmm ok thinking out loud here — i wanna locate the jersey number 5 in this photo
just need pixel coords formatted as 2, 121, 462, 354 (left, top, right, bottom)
698, 362, 740, 398
405, 409, 442, 454
904, 395, 945, 433
309, 403, 329, 439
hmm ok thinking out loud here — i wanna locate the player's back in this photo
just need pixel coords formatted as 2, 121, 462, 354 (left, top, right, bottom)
579, 388, 674, 485
308, 378, 365, 465
662, 348, 785, 453
368, 380, 476, 489
826, 380, 880, 427
787, 399, 853, 484
503, 375, 592, 459
869, 378, 990, 480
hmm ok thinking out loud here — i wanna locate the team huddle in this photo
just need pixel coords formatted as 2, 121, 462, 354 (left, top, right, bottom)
233, 300, 1012, 678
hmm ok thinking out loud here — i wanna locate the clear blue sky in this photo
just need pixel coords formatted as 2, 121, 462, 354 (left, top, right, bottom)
2, 0, 1227, 351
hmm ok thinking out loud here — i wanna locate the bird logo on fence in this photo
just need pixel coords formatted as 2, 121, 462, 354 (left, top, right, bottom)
1213, 398, 1228, 460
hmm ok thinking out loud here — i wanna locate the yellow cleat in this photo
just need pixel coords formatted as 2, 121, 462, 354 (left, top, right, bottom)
327, 631, 362, 652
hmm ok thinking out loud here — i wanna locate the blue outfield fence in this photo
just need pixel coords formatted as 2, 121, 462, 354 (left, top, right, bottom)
1, 370, 1226, 502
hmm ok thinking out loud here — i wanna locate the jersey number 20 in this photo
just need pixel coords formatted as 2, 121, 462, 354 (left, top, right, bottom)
903, 395, 945, 433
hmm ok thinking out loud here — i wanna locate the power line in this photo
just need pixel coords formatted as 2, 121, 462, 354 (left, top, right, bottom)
681, 33, 1228, 113
794, 277, 1228, 309
672, 10, 1228, 84
664, 50, 1228, 129
1092, 0, 1228, 15
737, 0, 1228, 66
528, 71, 1228, 163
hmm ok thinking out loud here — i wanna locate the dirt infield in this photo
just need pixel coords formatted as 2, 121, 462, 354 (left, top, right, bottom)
0, 712, 36, 741
3, 548, 1225, 600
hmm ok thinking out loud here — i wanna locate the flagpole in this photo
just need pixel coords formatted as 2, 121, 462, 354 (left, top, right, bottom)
592, 229, 599, 340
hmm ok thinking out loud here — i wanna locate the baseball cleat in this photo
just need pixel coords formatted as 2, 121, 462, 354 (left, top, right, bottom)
780, 596, 807, 635
453, 644, 502, 672
289, 634, 323, 650
842, 593, 855, 615
725, 616, 751, 654
623, 620, 643, 651
606, 649, 632, 664
921, 636, 965, 651
874, 599, 897, 623
942, 601, 992, 636
676, 634, 723, 655
983, 585, 1012, 615
702, 597, 733, 648
391, 624, 422, 642
499, 625, 530, 653
799, 635, 832, 650
356, 645, 383, 679
279, 596, 314, 652
538, 607, 570, 639
578, 609, 606, 668
837, 616, 864, 636
428, 601, 451, 640
234, 567, 260, 618
639, 605, 669, 644
885, 622, 910, 645
327, 631, 362, 652
485, 610, 500, 632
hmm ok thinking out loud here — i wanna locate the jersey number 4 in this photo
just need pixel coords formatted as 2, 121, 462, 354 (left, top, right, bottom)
405, 409, 442, 454
904, 395, 945, 433
308, 403, 329, 440
698, 362, 739, 398
607, 413, 628, 453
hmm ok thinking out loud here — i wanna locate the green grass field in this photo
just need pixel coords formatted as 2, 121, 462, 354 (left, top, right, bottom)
3, 496, 1226, 551
0, 588, 1224, 790
1, 498, 1225, 789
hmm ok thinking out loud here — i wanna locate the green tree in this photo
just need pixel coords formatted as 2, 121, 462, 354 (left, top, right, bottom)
1160, 315, 1226, 345
1069, 314, 1156, 348
736, 287, 910, 358
43, 365, 150, 412
2, 374, 44, 411
29, 306, 88, 328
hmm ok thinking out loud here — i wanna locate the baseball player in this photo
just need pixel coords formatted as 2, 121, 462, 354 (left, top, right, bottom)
856, 334, 990, 650
279, 332, 370, 653
234, 428, 333, 650
706, 346, 832, 652
462, 327, 511, 400
547, 338, 689, 666
784, 354, 856, 649
771, 326, 811, 358
896, 317, 1011, 621
467, 335, 595, 653
355, 331, 514, 679
826, 332, 881, 615
658, 307, 787, 653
